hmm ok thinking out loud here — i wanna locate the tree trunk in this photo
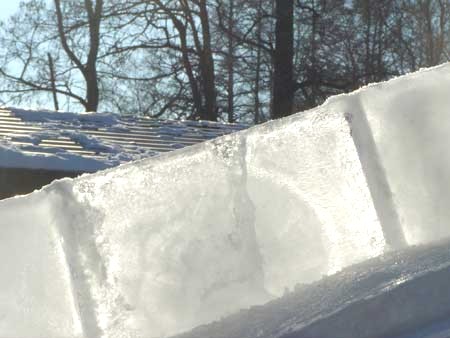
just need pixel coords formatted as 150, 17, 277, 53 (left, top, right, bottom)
178, 24, 203, 118
85, 71, 99, 111
198, 0, 217, 121
272, 0, 294, 119
84, 0, 102, 111
54, 0, 102, 112
47, 53, 59, 111
254, 0, 263, 124
226, 0, 235, 123
364, 0, 372, 83
310, 1, 319, 106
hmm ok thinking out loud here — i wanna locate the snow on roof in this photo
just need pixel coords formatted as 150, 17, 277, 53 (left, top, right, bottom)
0, 107, 247, 172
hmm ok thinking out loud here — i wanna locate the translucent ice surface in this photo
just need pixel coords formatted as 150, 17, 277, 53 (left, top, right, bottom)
2, 63, 450, 337
174, 239, 450, 338
245, 111, 384, 294
329, 63, 450, 245
0, 109, 384, 338
0, 194, 82, 338
61, 110, 383, 337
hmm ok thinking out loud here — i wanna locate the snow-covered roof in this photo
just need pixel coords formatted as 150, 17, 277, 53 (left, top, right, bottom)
0, 107, 247, 172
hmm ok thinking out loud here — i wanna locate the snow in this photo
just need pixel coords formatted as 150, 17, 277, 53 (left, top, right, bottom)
0, 107, 245, 172
0, 194, 82, 337
1, 63, 450, 338
0, 138, 117, 173
12, 109, 120, 126
325, 63, 450, 246
173, 238, 450, 338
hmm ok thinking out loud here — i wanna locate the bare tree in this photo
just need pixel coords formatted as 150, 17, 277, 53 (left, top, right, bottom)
47, 53, 59, 110
1, 0, 450, 123
0, 0, 106, 111
272, 0, 294, 119
54, 0, 103, 111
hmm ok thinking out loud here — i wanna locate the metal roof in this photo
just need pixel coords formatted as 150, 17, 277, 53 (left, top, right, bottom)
0, 107, 247, 172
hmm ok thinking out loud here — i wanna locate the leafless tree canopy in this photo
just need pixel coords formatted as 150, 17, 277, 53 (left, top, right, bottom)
0, 0, 449, 122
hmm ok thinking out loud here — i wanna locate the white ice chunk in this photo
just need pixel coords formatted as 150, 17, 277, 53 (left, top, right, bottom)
245, 111, 384, 295
38, 110, 382, 337
328, 63, 450, 245
173, 239, 450, 338
0, 193, 83, 338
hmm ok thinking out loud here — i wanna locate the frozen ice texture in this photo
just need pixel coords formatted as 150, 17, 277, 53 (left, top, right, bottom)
245, 111, 384, 293
327, 63, 450, 245
62, 109, 382, 337
173, 239, 450, 338
2, 63, 450, 337
0, 194, 83, 337
0, 109, 383, 338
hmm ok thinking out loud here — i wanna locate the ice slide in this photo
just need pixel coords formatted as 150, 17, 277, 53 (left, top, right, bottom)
2, 63, 450, 337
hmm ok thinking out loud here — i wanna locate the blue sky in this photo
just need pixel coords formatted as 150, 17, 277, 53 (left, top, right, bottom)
0, 1, 21, 21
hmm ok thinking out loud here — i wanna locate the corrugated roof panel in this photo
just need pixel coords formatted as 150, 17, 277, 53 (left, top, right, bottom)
0, 107, 248, 172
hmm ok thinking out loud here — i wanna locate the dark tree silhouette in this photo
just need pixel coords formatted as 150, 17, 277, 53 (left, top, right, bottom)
272, 0, 294, 119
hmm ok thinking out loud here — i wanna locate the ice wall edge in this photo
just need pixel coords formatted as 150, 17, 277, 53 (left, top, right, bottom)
346, 111, 406, 249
